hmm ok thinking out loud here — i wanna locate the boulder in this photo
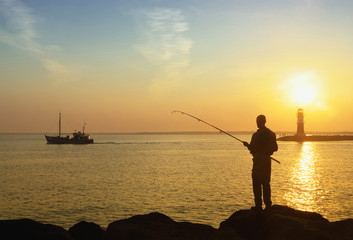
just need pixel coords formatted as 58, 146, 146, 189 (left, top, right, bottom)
0, 218, 73, 240
219, 205, 353, 240
68, 221, 105, 240
105, 212, 235, 240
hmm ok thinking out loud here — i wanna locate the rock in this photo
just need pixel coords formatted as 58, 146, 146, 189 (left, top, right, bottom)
68, 221, 105, 240
219, 205, 353, 240
1, 206, 352, 240
0, 218, 73, 240
330, 219, 353, 240
105, 212, 235, 240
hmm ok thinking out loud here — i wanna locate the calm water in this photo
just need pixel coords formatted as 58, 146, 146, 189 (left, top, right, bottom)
1, 134, 352, 228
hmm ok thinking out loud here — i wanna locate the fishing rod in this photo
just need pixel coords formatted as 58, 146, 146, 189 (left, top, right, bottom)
172, 110, 280, 164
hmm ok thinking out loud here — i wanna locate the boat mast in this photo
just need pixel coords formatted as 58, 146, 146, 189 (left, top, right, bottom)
83, 121, 86, 134
59, 112, 62, 137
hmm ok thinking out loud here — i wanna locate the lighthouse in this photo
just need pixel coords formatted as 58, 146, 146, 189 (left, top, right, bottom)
296, 108, 306, 137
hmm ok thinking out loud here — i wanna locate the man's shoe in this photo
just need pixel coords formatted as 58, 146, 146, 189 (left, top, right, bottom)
251, 206, 263, 212
264, 205, 272, 211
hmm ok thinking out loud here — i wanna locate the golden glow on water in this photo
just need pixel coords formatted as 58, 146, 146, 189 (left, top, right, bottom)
285, 142, 322, 212
2, 135, 353, 227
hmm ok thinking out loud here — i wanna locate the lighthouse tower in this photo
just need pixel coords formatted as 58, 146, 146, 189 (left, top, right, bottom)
296, 108, 306, 137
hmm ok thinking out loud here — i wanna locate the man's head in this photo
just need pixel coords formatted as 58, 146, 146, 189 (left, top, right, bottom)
256, 114, 266, 128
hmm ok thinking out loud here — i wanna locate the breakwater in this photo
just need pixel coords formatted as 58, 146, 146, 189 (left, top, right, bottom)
1, 205, 352, 240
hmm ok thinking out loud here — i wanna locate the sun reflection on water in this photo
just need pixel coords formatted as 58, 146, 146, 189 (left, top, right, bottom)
285, 142, 323, 212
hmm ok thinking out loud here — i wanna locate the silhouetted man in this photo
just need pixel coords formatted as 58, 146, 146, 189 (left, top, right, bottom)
243, 115, 278, 211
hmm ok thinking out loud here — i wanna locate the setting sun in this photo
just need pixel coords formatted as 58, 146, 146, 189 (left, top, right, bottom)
280, 72, 322, 107
290, 75, 317, 106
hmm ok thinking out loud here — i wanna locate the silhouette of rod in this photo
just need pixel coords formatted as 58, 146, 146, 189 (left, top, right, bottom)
172, 110, 280, 164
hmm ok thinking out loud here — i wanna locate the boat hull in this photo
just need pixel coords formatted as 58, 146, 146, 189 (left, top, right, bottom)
45, 135, 94, 144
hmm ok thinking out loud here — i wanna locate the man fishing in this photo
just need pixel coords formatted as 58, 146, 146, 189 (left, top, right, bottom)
243, 115, 278, 211
173, 110, 280, 210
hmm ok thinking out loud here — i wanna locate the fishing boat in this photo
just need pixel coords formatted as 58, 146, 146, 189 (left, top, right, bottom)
45, 113, 94, 144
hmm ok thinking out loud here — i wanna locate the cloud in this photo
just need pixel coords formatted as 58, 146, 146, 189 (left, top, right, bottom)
135, 8, 192, 66
42, 59, 79, 83
134, 8, 193, 95
0, 0, 77, 82
0, 0, 41, 53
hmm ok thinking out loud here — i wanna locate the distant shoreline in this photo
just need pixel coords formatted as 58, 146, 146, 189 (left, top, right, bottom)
2, 131, 353, 135
0, 131, 253, 136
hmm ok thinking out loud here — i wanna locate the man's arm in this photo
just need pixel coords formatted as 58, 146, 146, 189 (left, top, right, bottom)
272, 132, 278, 153
243, 134, 255, 154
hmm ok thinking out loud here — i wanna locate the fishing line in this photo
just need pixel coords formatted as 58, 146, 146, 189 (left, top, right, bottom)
172, 110, 280, 164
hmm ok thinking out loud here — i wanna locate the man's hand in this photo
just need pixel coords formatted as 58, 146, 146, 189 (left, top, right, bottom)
243, 141, 249, 147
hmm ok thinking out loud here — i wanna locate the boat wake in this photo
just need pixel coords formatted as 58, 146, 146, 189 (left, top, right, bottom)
94, 141, 182, 145
94, 142, 123, 144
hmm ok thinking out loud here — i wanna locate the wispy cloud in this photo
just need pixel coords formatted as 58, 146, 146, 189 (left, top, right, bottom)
42, 59, 80, 83
0, 0, 77, 82
134, 7, 193, 95
0, 0, 41, 53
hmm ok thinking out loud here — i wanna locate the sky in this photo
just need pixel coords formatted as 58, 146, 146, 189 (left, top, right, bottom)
1, 0, 353, 133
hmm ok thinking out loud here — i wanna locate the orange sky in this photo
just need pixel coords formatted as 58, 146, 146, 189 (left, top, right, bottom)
1, 1, 353, 133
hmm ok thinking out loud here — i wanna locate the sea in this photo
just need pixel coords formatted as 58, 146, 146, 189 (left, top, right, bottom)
1, 133, 352, 229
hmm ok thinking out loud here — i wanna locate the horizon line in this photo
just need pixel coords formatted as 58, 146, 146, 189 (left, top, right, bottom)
2, 131, 353, 135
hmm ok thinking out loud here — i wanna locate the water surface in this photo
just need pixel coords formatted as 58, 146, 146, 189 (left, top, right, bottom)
1, 134, 352, 228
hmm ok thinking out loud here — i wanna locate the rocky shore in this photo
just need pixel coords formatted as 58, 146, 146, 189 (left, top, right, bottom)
1, 205, 352, 240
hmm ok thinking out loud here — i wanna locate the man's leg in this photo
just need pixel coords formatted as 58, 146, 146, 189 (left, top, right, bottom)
252, 173, 262, 209
263, 181, 272, 208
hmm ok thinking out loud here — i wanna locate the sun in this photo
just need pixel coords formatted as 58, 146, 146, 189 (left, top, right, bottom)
285, 72, 319, 106
291, 80, 317, 105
